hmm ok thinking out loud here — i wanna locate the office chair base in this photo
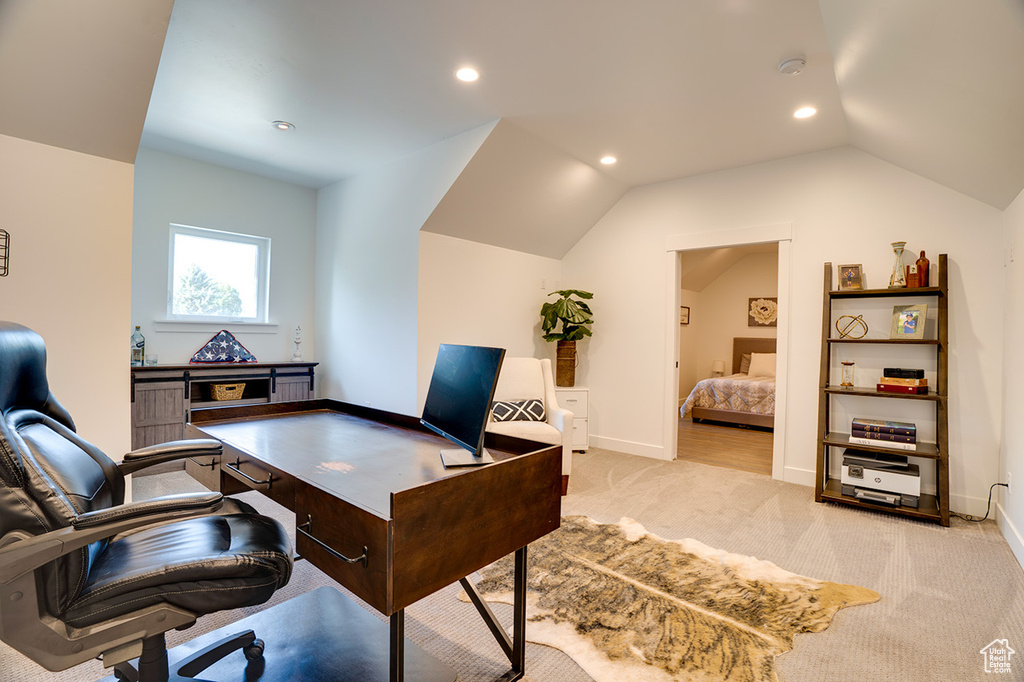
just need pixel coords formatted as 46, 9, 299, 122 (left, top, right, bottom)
112, 630, 263, 682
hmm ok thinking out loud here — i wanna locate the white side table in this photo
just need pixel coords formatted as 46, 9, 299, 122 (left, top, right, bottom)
554, 387, 589, 452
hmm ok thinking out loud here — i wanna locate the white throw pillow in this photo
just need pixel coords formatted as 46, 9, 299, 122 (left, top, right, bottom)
747, 352, 776, 378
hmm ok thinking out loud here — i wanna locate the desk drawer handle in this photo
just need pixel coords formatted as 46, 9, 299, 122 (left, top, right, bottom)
297, 514, 368, 568
226, 459, 273, 488
187, 457, 217, 469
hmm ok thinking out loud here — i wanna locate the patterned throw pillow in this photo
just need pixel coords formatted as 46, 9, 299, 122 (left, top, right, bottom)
492, 399, 546, 422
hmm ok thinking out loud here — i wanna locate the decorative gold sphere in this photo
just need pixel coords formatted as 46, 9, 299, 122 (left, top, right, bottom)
835, 315, 868, 339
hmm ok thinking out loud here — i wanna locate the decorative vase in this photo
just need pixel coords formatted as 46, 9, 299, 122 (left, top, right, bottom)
888, 241, 907, 288
555, 340, 577, 387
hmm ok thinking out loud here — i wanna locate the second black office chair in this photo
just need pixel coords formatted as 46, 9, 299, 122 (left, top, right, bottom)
0, 321, 294, 681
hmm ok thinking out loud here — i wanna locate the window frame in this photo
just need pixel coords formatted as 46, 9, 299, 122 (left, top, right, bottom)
166, 224, 271, 324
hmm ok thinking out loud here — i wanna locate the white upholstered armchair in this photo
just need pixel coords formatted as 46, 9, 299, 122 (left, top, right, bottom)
486, 357, 573, 494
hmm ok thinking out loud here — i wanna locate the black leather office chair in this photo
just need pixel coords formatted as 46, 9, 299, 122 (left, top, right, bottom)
0, 322, 293, 681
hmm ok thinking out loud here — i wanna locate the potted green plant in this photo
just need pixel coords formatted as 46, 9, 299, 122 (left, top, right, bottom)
540, 289, 594, 387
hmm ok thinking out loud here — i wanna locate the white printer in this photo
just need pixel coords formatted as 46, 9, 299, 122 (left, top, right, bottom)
841, 450, 920, 508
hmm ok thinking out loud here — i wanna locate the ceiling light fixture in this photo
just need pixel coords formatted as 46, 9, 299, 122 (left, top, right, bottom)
455, 67, 479, 82
793, 106, 817, 119
272, 120, 295, 131
600, 156, 617, 165
778, 57, 806, 76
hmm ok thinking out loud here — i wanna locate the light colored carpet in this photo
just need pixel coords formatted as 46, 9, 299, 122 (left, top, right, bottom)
2, 448, 1023, 681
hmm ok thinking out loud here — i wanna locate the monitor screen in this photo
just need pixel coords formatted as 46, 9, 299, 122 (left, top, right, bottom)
420, 344, 505, 467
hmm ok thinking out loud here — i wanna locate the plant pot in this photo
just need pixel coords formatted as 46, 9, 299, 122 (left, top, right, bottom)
556, 339, 577, 387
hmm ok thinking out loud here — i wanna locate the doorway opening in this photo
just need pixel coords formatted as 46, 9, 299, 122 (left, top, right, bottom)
662, 224, 792, 481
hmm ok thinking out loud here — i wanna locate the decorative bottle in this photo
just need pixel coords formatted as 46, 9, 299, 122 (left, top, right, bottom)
131, 326, 145, 367
916, 251, 930, 287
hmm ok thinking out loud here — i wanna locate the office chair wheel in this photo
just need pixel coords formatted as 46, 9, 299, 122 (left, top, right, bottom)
243, 638, 265, 661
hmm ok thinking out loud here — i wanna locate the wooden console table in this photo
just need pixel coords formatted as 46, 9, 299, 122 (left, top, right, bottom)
130, 362, 316, 449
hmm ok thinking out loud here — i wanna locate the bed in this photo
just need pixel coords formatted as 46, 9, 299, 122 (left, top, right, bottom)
680, 337, 776, 429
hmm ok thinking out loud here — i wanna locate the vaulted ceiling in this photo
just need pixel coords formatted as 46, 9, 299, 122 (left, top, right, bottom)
2, 0, 1023, 212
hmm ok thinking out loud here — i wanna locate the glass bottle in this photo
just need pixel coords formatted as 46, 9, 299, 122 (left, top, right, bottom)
888, 241, 907, 288
916, 250, 930, 287
131, 326, 145, 367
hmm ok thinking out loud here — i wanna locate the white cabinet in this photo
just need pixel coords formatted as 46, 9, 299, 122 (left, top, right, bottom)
555, 387, 589, 451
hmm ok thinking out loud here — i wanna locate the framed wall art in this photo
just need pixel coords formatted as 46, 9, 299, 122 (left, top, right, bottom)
748, 297, 777, 327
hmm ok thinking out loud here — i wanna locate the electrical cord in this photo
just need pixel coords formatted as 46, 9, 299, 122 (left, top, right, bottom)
950, 482, 1008, 522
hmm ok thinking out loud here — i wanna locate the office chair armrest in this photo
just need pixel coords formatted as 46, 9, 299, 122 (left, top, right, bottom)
73, 492, 224, 529
0, 493, 223, 585
119, 439, 223, 475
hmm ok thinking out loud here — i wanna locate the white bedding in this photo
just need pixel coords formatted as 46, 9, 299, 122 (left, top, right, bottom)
680, 374, 775, 418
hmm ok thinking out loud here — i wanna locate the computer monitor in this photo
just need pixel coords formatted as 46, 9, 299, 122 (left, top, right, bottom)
420, 344, 505, 467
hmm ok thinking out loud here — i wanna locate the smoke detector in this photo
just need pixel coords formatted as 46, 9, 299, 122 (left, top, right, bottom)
778, 57, 806, 76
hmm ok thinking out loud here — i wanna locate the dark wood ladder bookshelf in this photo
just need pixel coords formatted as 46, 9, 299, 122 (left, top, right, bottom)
815, 254, 949, 526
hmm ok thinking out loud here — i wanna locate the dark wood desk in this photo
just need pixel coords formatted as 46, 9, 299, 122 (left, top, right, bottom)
184, 399, 562, 681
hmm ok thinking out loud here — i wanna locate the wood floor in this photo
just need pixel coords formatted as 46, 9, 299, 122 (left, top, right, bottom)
676, 417, 773, 476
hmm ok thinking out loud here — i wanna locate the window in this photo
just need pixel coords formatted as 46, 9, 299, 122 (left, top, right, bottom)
168, 224, 270, 322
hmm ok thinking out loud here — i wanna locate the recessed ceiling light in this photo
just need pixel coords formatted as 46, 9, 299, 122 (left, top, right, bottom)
455, 67, 479, 82
793, 107, 817, 119
272, 120, 295, 131
600, 156, 617, 165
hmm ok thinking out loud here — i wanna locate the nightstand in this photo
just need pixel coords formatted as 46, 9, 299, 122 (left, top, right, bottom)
554, 387, 589, 452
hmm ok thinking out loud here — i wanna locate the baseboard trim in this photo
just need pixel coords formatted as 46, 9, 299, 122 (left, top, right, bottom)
590, 435, 669, 461
783, 466, 815, 487
997, 502, 1024, 572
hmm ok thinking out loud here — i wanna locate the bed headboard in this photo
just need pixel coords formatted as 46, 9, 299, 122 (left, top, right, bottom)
732, 337, 777, 374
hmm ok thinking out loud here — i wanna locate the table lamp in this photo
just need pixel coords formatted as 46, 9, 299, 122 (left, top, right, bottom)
712, 360, 725, 377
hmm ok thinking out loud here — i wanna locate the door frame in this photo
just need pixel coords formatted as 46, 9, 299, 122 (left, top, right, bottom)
663, 223, 792, 480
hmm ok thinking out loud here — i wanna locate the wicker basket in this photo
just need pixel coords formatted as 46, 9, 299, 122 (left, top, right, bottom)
211, 383, 245, 401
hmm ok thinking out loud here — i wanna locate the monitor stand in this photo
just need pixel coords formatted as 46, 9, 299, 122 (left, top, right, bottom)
440, 448, 494, 468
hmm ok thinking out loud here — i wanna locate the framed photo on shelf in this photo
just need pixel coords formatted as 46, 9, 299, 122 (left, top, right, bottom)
838, 264, 863, 290
680, 306, 690, 325
890, 304, 927, 340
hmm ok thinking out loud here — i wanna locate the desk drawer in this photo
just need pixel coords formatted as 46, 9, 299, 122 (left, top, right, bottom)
294, 480, 391, 614
184, 454, 221, 491
220, 445, 296, 510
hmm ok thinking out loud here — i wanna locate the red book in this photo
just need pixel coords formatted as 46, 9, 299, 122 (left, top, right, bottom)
876, 383, 928, 395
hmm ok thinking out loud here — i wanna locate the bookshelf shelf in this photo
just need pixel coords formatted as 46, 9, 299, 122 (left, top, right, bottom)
815, 254, 950, 526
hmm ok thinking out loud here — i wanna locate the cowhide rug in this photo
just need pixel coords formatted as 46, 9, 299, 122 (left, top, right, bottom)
463, 516, 879, 682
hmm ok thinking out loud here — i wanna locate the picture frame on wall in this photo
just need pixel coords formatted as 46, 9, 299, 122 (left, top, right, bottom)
838, 264, 863, 290
748, 298, 778, 327
680, 306, 690, 325
890, 304, 927, 340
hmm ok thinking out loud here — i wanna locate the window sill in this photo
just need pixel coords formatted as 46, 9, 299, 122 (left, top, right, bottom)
153, 320, 280, 334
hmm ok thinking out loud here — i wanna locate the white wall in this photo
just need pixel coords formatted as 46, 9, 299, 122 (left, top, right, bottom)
561, 146, 1004, 515
315, 123, 495, 416
1001, 186, 1024, 567
679, 250, 777, 399
0, 134, 134, 458
418, 232, 562, 411
132, 148, 317, 365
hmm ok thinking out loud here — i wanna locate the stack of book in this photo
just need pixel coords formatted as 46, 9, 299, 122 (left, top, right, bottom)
849, 417, 917, 451
877, 368, 928, 395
